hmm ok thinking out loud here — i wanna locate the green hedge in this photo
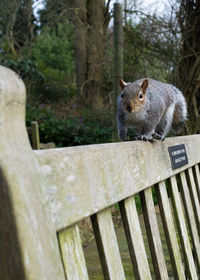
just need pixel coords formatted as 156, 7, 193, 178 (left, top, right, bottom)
26, 104, 113, 147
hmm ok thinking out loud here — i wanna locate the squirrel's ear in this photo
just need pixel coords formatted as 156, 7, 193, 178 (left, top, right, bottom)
119, 79, 127, 90
141, 79, 148, 93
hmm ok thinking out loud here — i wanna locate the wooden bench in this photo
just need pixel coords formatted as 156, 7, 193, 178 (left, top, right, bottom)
0, 65, 199, 279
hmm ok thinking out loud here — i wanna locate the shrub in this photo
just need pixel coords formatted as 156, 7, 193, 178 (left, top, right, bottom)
26, 104, 113, 147
30, 20, 75, 102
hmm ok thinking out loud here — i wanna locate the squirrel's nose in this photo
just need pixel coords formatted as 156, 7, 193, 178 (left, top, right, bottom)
126, 105, 132, 113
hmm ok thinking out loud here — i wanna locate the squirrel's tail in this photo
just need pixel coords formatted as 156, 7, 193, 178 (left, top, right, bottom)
171, 86, 187, 134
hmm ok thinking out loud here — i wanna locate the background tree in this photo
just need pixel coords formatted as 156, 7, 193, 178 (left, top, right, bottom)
1, 0, 199, 147
123, 1, 180, 83
66, 0, 111, 106
0, 0, 20, 54
38, 0, 111, 106
0, 0, 36, 54
66, 0, 87, 98
31, 20, 75, 102
177, 0, 200, 134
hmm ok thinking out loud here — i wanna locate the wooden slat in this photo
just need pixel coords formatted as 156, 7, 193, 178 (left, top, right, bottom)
140, 188, 168, 279
119, 196, 152, 280
58, 225, 89, 280
156, 181, 186, 279
179, 172, 200, 273
193, 164, 200, 202
91, 208, 126, 280
187, 168, 200, 231
169, 175, 198, 280
35, 135, 200, 231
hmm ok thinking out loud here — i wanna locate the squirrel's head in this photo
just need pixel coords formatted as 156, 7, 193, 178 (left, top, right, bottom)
119, 79, 148, 113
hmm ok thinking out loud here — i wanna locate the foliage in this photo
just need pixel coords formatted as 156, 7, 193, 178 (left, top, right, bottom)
2, 0, 198, 144
32, 21, 74, 73
0, 58, 44, 82
13, 1, 38, 50
26, 104, 113, 147
177, 0, 200, 134
123, 17, 179, 83
30, 20, 75, 102
0, 57, 44, 96
0, 0, 37, 54
0, 18, 75, 103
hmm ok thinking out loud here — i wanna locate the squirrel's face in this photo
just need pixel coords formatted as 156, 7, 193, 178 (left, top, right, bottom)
119, 79, 148, 113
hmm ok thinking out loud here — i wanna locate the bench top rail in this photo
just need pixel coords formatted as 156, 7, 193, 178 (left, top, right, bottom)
34, 135, 200, 231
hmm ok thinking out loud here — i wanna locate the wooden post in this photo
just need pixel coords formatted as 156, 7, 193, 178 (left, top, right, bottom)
113, 2, 123, 140
31, 121, 40, 149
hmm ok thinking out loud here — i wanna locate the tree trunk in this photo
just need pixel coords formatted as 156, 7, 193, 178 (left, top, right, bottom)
113, 3, 123, 140
26, 0, 34, 50
68, 0, 87, 97
178, 0, 200, 134
67, 0, 110, 106
5, 0, 20, 55
85, 0, 105, 106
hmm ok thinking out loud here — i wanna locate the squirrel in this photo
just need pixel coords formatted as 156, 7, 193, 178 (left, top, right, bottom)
117, 78, 187, 141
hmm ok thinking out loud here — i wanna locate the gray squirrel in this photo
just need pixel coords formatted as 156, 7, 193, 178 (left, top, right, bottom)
117, 78, 187, 141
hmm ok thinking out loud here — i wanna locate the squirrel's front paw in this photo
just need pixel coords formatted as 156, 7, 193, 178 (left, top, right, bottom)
152, 133, 165, 141
140, 135, 148, 141
135, 135, 153, 141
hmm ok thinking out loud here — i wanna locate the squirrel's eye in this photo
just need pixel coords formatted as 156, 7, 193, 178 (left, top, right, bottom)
139, 92, 143, 100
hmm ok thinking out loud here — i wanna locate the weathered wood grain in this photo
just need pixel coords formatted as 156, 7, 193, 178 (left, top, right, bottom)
35, 135, 200, 231
169, 176, 198, 280
119, 196, 152, 280
187, 168, 200, 231
193, 164, 200, 202
59, 225, 89, 280
179, 172, 200, 273
0, 66, 65, 280
156, 181, 186, 279
140, 188, 168, 279
91, 208, 126, 280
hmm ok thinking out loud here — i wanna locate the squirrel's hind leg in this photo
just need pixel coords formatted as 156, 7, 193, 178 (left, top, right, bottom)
154, 104, 175, 140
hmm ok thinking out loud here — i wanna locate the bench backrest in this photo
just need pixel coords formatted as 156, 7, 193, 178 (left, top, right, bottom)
0, 65, 200, 279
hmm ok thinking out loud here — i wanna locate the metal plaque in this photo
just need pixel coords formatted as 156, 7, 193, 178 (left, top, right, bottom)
168, 144, 188, 170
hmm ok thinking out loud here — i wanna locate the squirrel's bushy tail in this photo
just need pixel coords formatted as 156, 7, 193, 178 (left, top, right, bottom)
171, 86, 187, 134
